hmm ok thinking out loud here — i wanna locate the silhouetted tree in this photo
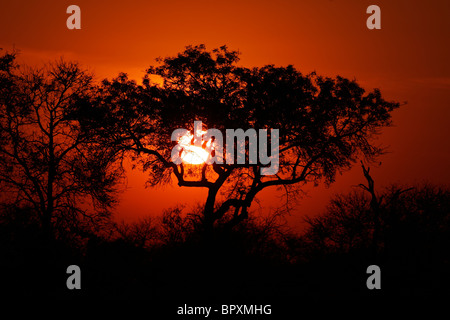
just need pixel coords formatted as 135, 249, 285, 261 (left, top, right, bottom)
301, 166, 450, 258
0, 51, 123, 241
299, 167, 450, 295
79, 45, 399, 232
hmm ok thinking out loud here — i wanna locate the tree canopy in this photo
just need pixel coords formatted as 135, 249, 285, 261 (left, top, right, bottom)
77, 44, 400, 230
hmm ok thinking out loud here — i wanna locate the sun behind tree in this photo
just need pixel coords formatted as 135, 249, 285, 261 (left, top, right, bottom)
78, 44, 400, 232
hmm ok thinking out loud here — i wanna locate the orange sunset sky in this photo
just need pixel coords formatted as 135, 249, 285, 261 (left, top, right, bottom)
1, 0, 449, 230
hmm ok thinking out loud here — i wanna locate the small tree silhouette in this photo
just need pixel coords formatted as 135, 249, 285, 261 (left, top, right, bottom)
302, 165, 449, 257
0, 51, 123, 241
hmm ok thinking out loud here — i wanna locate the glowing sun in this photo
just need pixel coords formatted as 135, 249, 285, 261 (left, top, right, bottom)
178, 130, 212, 164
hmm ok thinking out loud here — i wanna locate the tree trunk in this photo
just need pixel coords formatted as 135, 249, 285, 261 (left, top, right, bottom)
203, 187, 218, 232
361, 164, 380, 258
43, 112, 55, 243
